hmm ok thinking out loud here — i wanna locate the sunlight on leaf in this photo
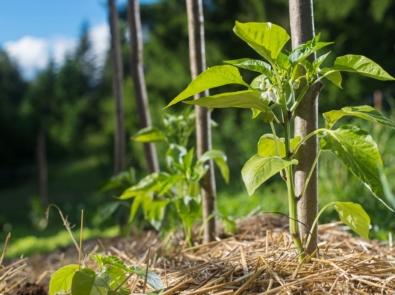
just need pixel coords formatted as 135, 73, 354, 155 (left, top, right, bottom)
49, 264, 79, 295
233, 21, 290, 63
323, 105, 395, 129
166, 65, 249, 107
242, 155, 297, 195
334, 202, 370, 240
334, 55, 395, 81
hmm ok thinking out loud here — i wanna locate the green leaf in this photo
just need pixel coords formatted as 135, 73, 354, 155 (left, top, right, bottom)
184, 90, 268, 112
120, 172, 170, 199
71, 268, 107, 295
130, 266, 165, 290
290, 136, 301, 152
101, 256, 129, 272
99, 266, 126, 290
319, 125, 393, 211
242, 155, 298, 196
49, 264, 79, 295
166, 65, 249, 107
198, 149, 230, 183
333, 202, 370, 240
334, 55, 395, 81
233, 21, 290, 63
175, 197, 201, 228
142, 199, 170, 230
320, 68, 342, 88
323, 105, 395, 129
313, 52, 331, 71
289, 34, 333, 64
276, 52, 291, 70
132, 126, 166, 143
224, 58, 272, 77
257, 134, 286, 158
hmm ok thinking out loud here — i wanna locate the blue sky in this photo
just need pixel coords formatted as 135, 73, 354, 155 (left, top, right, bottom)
0, 0, 157, 79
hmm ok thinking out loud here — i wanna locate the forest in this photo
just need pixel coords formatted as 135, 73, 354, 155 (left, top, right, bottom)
1, 0, 395, 254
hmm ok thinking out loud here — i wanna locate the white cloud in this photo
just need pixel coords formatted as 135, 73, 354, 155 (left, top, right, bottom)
3, 22, 110, 80
89, 22, 110, 68
51, 37, 77, 64
4, 36, 49, 79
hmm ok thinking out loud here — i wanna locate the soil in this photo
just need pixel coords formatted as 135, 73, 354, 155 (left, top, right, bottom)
16, 283, 48, 295
2, 214, 395, 294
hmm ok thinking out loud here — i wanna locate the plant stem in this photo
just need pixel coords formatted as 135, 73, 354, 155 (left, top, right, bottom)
283, 108, 305, 259
305, 202, 335, 250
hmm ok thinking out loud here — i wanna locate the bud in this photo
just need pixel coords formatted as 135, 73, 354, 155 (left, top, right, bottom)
292, 80, 300, 89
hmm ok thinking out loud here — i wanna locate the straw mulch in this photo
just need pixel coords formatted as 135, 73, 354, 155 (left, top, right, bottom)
2, 214, 395, 294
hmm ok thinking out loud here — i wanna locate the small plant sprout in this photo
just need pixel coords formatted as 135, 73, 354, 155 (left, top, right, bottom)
166, 21, 395, 258
119, 108, 231, 246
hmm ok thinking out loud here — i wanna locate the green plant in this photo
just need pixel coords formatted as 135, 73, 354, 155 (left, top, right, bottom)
119, 109, 231, 245
49, 254, 164, 295
47, 205, 164, 295
166, 21, 395, 257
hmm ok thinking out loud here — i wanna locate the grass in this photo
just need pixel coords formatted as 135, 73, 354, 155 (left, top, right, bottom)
2, 226, 119, 259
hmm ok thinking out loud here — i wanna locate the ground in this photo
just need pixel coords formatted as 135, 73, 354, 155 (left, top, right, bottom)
2, 215, 395, 294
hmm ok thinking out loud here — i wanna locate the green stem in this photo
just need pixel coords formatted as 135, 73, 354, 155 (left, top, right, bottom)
292, 128, 327, 158
270, 122, 284, 179
290, 83, 310, 113
283, 108, 305, 259
305, 202, 336, 250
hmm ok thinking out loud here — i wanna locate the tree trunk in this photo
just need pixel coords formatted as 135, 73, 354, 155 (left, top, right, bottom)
109, 0, 126, 174
36, 118, 48, 208
289, 0, 323, 254
127, 0, 159, 174
186, 0, 217, 243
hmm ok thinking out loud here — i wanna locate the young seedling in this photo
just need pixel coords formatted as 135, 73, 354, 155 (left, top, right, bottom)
166, 21, 395, 258
119, 109, 231, 246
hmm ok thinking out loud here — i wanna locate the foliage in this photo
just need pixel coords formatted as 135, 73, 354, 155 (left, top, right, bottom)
119, 109, 231, 244
167, 21, 395, 256
49, 254, 164, 295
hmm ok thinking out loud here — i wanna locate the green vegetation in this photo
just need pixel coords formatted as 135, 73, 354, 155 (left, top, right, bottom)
1, 0, 395, 259
168, 21, 395, 256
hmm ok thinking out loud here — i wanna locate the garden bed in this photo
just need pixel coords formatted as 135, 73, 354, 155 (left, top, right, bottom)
2, 215, 395, 294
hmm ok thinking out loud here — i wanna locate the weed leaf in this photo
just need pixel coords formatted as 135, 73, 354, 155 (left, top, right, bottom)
49, 264, 79, 295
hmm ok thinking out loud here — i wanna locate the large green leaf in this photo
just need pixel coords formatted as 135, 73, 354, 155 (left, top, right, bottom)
289, 34, 333, 64
49, 264, 79, 295
166, 65, 249, 107
242, 154, 298, 196
319, 125, 392, 210
333, 202, 370, 240
142, 199, 170, 230
198, 149, 229, 183
233, 21, 290, 63
334, 55, 395, 81
184, 90, 268, 112
323, 105, 395, 129
224, 58, 272, 77
132, 126, 166, 143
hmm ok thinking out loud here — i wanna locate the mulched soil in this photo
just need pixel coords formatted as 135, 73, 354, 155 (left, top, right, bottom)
2, 214, 395, 294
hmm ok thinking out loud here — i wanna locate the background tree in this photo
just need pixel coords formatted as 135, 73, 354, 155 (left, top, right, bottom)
109, 0, 126, 174
186, 0, 217, 243
22, 62, 57, 208
289, 0, 323, 254
127, 0, 159, 174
